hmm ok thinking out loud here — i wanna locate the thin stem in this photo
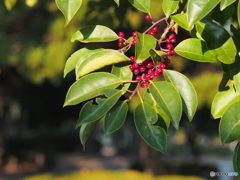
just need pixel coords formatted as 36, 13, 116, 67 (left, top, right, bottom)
128, 82, 140, 101
143, 17, 168, 34
117, 43, 132, 52
158, 23, 175, 47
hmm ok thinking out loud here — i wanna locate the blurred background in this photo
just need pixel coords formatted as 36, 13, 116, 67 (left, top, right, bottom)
0, 0, 237, 180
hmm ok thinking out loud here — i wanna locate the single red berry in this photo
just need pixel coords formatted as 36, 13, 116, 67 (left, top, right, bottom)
133, 62, 139, 68
118, 42, 123, 47
148, 69, 154, 74
149, 75, 155, 80
170, 39, 177, 43
156, 67, 162, 73
136, 76, 142, 81
166, 51, 172, 56
160, 63, 166, 69
133, 69, 140, 74
129, 65, 134, 70
132, 32, 137, 37
144, 74, 151, 80
170, 27, 175, 31
164, 59, 171, 64
130, 56, 135, 62
170, 50, 175, 55
152, 27, 158, 33
166, 43, 173, 49
118, 32, 125, 37
153, 72, 159, 77
118, 38, 125, 43
139, 66, 146, 72
145, 15, 151, 20
132, 40, 136, 45
166, 38, 171, 43
146, 63, 153, 68
141, 81, 149, 88
149, 31, 155, 36
169, 34, 176, 39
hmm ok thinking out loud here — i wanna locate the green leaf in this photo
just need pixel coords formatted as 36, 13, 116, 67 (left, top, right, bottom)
234, 64, 240, 94
196, 20, 236, 64
128, 0, 151, 14
220, 101, 240, 144
55, 0, 82, 26
211, 4, 235, 22
104, 101, 128, 135
76, 89, 122, 127
149, 81, 182, 129
64, 47, 103, 78
143, 89, 170, 130
220, 0, 236, 10
175, 38, 216, 63
75, 49, 129, 78
134, 102, 167, 153
114, 0, 120, 6
4, 0, 18, 10
149, 49, 165, 65
135, 33, 156, 63
71, 25, 119, 43
187, 0, 220, 28
238, 1, 240, 27
162, 0, 180, 17
111, 63, 133, 93
80, 120, 100, 150
233, 142, 240, 179
64, 72, 122, 106
163, 70, 198, 122
171, 13, 191, 31
211, 85, 240, 119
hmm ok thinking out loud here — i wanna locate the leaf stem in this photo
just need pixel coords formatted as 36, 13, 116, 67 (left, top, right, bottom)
128, 82, 141, 101
143, 17, 168, 34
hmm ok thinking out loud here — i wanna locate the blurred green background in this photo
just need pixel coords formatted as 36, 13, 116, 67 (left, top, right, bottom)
0, 0, 236, 180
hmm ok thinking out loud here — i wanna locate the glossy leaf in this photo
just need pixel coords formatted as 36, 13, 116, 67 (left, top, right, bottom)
220, 101, 240, 144
220, 0, 236, 10
71, 25, 119, 43
162, 0, 180, 17
134, 102, 167, 153
164, 70, 198, 122
233, 142, 240, 179
143, 89, 170, 129
111, 64, 133, 93
149, 81, 182, 129
64, 48, 103, 78
211, 4, 235, 22
4, 0, 17, 10
64, 73, 122, 106
196, 20, 236, 64
104, 101, 128, 135
55, 0, 82, 26
234, 65, 240, 94
171, 13, 191, 31
76, 89, 122, 127
187, 0, 220, 28
80, 120, 99, 150
211, 85, 240, 119
135, 33, 156, 62
75, 49, 129, 78
175, 38, 216, 63
128, 0, 151, 14
149, 49, 165, 65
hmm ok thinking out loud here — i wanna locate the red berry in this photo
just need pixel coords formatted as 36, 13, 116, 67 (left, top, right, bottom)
129, 65, 134, 70
133, 62, 139, 68
118, 38, 125, 43
141, 81, 149, 88
166, 44, 173, 49
152, 27, 158, 33
153, 72, 159, 77
149, 31, 155, 36
166, 51, 172, 56
170, 50, 175, 55
156, 67, 162, 73
160, 63, 166, 69
145, 15, 151, 20
132, 32, 137, 37
132, 40, 136, 45
133, 69, 140, 74
118, 42, 123, 47
136, 76, 142, 81
149, 75, 155, 80
170, 39, 177, 43
169, 34, 175, 39
130, 56, 135, 62
139, 66, 146, 72
148, 69, 154, 74
166, 38, 171, 43
144, 74, 151, 80
170, 27, 175, 31
164, 59, 171, 64
146, 63, 153, 68
118, 32, 125, 37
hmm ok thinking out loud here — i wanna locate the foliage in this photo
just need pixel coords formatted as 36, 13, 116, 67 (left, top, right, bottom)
23, 170, 206, 180
49, 0, 240, 178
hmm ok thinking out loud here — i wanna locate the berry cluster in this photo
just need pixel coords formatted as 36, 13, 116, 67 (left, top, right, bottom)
128, 56, 171, 88
164, 30, 176, 56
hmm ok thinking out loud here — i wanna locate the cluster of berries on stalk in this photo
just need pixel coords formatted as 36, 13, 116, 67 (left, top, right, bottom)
117, 14, 178, 88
